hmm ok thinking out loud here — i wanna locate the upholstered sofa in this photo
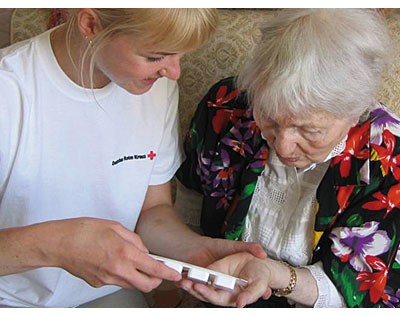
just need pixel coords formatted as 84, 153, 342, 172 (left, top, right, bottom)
11, 9, 400, 136
7, 8, 400, 307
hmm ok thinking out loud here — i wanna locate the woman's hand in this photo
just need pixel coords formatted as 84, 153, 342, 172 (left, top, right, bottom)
179, 236, 267, 268
177, 252, 275, 307
49, 217, 181, 292
178, 252, 319, 308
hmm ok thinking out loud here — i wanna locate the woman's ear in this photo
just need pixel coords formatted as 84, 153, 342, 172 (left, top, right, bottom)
76, 8, 102, 39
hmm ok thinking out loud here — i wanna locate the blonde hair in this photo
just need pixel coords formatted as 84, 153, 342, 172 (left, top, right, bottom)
65, 8, 218, 88
237, 9, 392, 120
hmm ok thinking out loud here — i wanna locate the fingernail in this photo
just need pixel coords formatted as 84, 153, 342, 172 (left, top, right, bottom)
174, 274, 182, 282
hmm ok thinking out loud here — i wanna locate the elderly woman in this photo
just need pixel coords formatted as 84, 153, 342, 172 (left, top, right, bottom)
176, 9, 399, 308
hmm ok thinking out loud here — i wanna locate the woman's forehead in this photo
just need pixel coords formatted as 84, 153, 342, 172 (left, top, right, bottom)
259, 109, 339, 127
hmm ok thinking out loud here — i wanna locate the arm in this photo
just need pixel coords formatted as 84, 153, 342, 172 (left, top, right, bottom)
135, 181, 207, 263
177, 252, 319, 308
304, 261, 346, 307
0, 222, 55, 276
0, 218, 182, 292
314, 113, 400, 307
135, 181, 266, 267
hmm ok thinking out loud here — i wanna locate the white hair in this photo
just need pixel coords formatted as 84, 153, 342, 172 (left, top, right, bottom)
237, 8, 392, 120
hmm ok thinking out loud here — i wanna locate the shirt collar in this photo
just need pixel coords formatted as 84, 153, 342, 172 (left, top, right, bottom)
299, 135, 348, 173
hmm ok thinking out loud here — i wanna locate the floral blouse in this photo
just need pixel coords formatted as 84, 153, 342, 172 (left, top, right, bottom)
176, 77, 400, 307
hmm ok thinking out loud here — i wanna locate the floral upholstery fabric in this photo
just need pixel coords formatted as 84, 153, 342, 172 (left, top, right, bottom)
177, 9, 278, 135
9, 9, 400, 133
10, 9, 50, 44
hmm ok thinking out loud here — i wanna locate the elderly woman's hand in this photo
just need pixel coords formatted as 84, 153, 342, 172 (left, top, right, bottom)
180, 236, 267, 268
177, 252, 278, 308
178, 252, 321, 308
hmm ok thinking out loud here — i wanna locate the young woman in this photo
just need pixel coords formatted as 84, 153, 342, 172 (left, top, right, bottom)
0, 9, 265, 307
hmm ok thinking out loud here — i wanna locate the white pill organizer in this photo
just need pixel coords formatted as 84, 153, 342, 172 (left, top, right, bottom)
149, 254, 248, 291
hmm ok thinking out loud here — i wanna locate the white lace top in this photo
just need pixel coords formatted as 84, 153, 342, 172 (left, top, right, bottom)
241, 139, 347, 308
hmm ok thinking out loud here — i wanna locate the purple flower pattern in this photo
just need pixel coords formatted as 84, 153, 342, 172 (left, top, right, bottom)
330, 221, 391, 272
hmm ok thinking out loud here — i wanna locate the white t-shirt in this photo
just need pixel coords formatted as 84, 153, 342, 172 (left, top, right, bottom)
0, 28, 183, 307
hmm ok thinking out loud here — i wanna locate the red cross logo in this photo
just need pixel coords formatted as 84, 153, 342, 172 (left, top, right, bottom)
147, 150, 157, 160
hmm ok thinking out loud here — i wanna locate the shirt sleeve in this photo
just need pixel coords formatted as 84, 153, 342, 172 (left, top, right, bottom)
303, 261, 346, 308
0, 71, 24, 195
148, 80, 184, 185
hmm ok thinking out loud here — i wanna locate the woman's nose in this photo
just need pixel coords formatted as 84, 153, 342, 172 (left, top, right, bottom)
159, 56, 182, 80
273, 128, 297, 156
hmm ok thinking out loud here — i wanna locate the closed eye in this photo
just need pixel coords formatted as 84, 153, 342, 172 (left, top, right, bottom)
302, 128, 320, 134
147, 56, 165, 62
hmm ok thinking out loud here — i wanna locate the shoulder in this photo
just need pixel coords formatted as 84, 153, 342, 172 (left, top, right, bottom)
211, 76, 238, 90
0, 70, 25, 161
201, 76, 249, 110
206, 76, 239, 97
0, 36, 36, 68
0, 70, 24, 100
367, 102, 400, 147
0, 41, 31, 108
